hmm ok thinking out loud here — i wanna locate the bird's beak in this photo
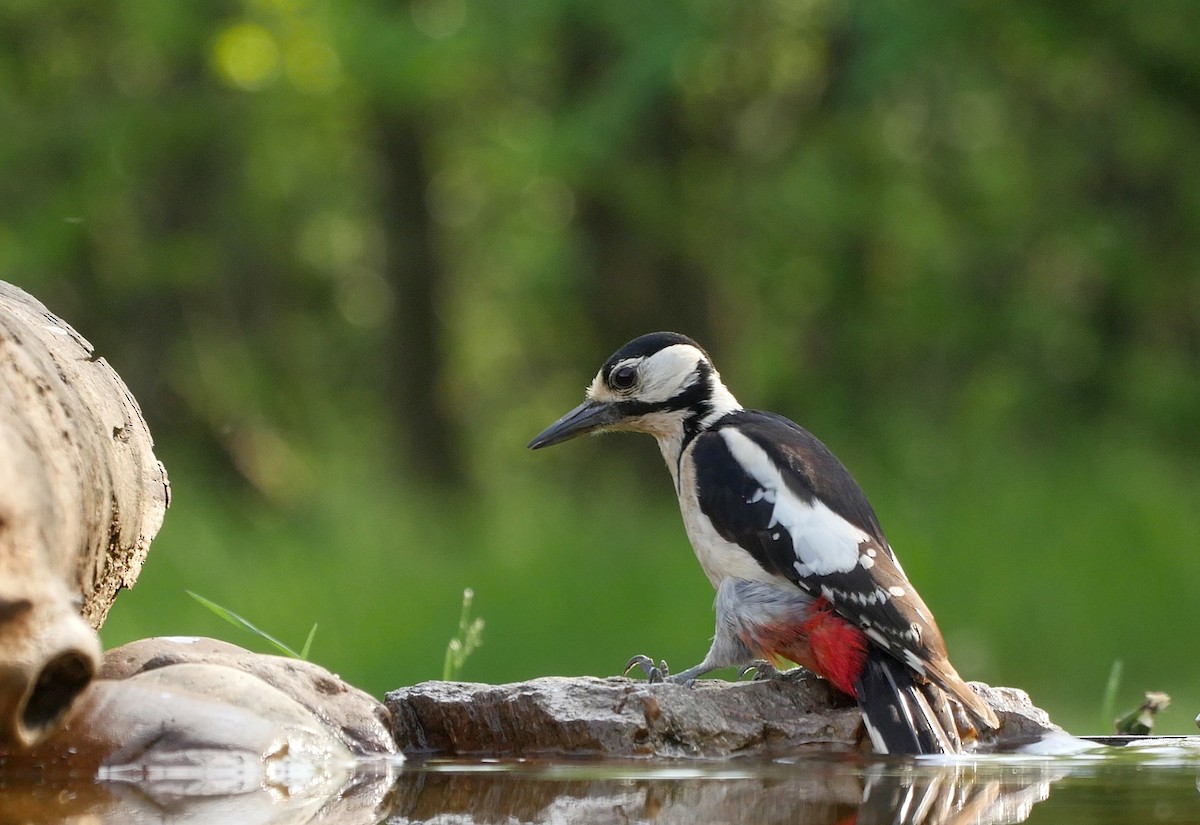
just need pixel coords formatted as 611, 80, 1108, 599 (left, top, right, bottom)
528, 400, 622, 450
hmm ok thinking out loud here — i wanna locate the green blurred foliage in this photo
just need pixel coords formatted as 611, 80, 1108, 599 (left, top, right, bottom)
2, 0, 1198, 734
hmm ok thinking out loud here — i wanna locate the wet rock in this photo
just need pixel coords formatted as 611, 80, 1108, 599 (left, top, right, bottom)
2, 664, 350, 784
388, 676, 1060, 758
0, 664, 397, 825
0, 282, 169, 748
0, 764, 394, 825
102, 637, 397, 756
389, 675, 862, 758
973, 683, 1064, 747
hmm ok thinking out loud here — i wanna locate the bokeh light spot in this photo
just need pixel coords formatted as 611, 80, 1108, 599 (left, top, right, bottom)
213, 22, 281, 91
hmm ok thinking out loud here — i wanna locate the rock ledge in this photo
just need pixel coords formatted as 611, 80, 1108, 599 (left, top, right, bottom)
388, 675, 1057, 758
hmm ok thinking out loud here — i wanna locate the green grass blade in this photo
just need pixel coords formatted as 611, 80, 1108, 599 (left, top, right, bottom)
442, 639, 459, 682
1100, 659, 1123, 733
299, 623, 319, 661
442, 588, 483, 681
187, 590, 303, 659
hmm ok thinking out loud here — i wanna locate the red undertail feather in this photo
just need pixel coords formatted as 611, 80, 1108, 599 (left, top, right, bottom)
747, 597, 867, 698
743, 597, 991, 754
800, 597, 868, 697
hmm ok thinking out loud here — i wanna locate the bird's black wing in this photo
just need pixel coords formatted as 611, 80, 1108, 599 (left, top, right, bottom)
691, 411, 949, 673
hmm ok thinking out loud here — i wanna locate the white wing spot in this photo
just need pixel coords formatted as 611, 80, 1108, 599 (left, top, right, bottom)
721, 429, 868, 576
771, 532, 781, 541
859, 553, 875, 570
887, 586, 905, 597
866, 547, 877, 558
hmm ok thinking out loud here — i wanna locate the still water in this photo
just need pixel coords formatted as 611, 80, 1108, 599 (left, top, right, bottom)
3, 742, 1199, 824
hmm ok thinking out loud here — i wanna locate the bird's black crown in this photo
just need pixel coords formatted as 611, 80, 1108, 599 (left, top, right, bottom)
600, 332, 709, 381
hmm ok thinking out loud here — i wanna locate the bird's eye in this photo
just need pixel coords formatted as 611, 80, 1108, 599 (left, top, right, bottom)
610, 365, 637, 390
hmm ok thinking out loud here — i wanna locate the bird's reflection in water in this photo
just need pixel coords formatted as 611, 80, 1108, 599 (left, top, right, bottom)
851, 761, 1059, 825
388, 757, 1065, 825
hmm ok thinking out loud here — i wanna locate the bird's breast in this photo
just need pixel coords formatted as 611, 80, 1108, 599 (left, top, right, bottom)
676, 446, 782, 588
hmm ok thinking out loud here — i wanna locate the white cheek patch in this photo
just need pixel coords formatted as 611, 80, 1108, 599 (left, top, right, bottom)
721, 428, 867, 577
636, 345, 704, 404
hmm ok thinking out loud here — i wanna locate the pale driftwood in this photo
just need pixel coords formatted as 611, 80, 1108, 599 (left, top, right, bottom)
387, 676, 1060, 758
0, 282, 170, 626
0, 281, 169, 747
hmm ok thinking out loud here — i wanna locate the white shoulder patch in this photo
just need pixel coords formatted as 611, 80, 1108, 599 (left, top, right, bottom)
720, 428, 868, 577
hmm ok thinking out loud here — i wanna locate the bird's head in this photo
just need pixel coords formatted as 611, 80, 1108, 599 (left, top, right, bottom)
528, 332, 741, 449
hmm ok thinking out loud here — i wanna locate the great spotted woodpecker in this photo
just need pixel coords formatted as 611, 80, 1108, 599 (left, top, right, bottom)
529, 332, 998, 754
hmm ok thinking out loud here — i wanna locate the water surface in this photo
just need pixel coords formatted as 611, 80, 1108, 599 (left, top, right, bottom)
3, 741, 1199, 824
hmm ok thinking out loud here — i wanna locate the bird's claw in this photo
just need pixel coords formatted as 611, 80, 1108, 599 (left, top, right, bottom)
739, 660, 807, 682
739, 660, 776, 681
625, 654, 670, 683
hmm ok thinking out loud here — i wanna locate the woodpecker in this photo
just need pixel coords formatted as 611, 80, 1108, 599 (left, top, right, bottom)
528, 332, 998, 755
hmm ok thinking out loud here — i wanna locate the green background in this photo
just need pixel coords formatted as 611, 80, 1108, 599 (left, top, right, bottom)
3, 1, 1198, 735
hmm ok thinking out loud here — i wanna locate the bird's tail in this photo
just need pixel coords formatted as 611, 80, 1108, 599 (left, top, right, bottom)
856, 650, 967, 755
922, 656, 1000, 740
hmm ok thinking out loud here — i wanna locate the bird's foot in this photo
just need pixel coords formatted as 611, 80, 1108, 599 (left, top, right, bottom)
739, 660, 809, 682
624, 652, 700, 685
624, 654, 670, 683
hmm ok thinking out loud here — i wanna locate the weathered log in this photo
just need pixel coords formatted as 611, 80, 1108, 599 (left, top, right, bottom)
0, 281, 169, 748
387, 676, 1060, 758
